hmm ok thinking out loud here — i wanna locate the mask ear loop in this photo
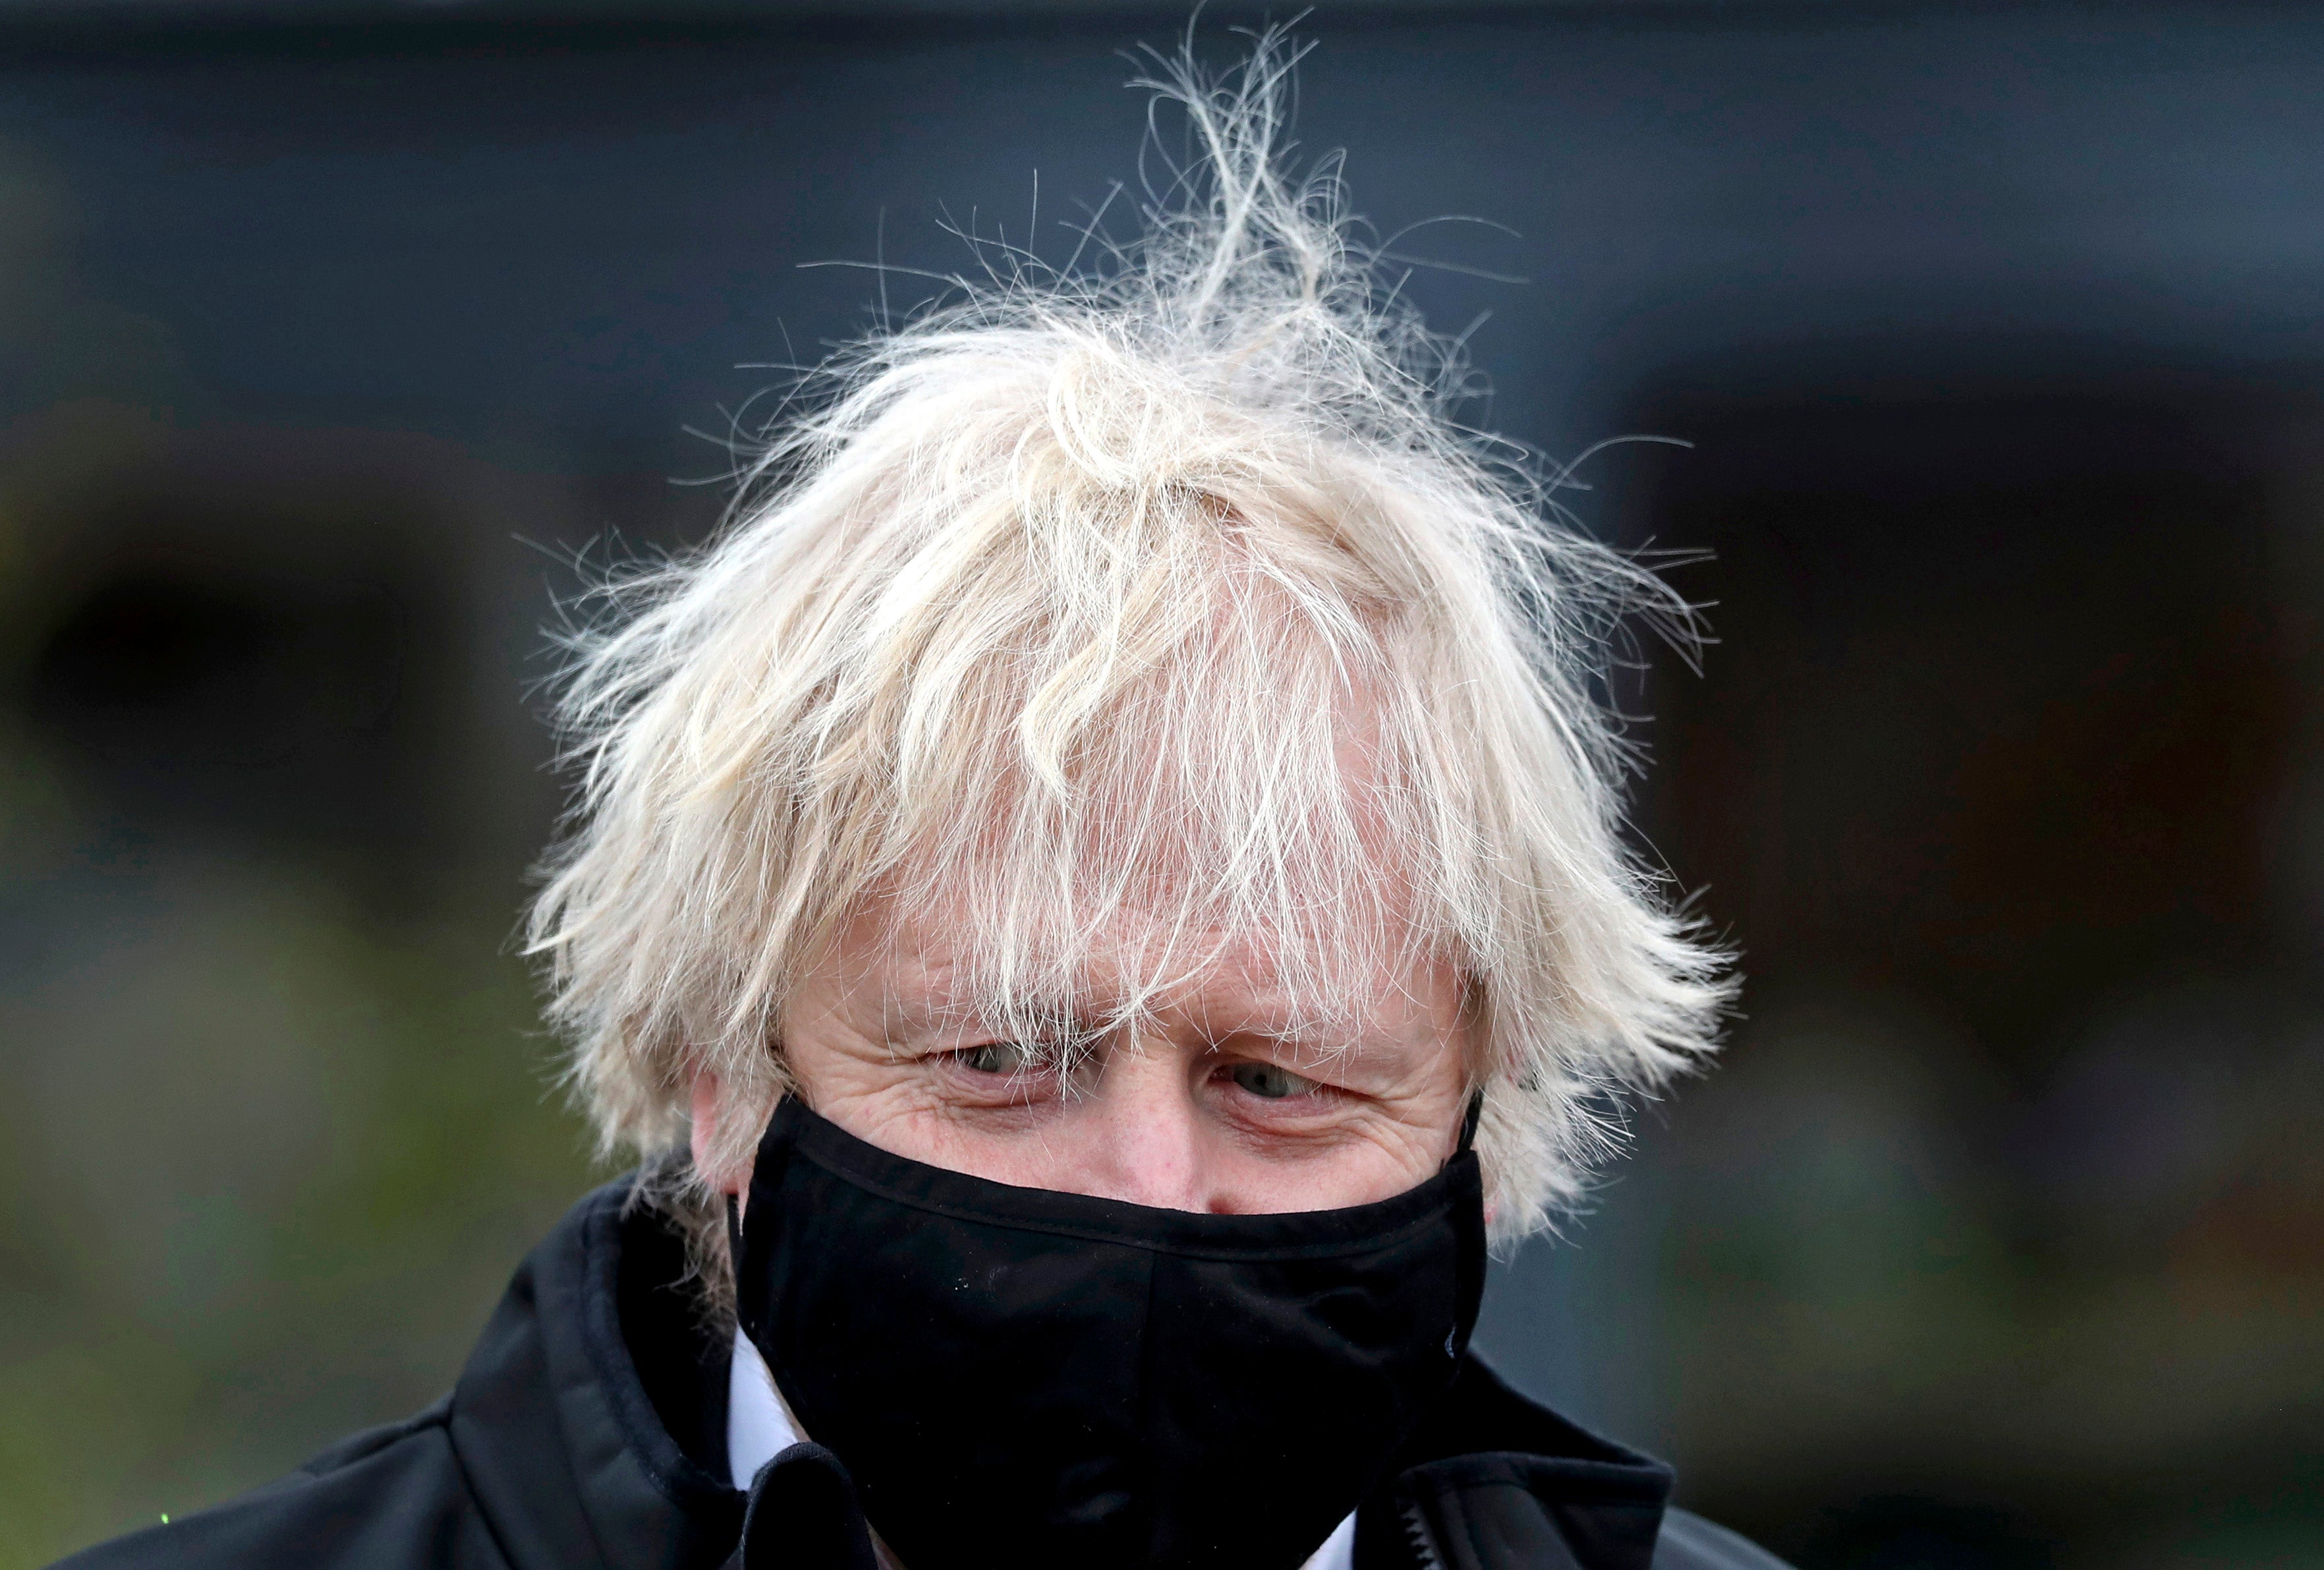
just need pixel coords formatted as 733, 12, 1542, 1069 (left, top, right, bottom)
1456, 1091, 1483, 1156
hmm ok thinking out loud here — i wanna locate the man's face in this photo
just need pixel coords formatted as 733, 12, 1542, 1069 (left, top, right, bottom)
700, 891, 1473, 1216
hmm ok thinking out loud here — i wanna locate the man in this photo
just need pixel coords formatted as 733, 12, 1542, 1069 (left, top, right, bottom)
59, 36, 1785, 1570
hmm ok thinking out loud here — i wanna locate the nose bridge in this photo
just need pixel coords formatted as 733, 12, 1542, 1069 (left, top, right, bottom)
1081, 1033, 1210, 1211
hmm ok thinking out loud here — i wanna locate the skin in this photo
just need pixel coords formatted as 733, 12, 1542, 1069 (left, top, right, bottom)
693, 897, 1474, 1216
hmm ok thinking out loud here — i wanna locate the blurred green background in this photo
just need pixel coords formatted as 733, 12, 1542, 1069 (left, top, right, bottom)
3, 4, 2322, 1567
0, 417, 604, 1559
0, 859, 593, 1565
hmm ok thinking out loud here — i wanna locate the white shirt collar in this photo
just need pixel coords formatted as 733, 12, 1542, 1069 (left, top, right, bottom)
726, 1327, 1357, 1570
725, 1326, 803, 1490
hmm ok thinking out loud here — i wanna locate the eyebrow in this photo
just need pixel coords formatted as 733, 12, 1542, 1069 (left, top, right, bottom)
892, 984, 1375, 1044
878, 982, 1107, 1044
872, 932, 1402, 1048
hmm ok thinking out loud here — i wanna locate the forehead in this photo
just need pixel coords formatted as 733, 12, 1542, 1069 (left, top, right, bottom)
829, 884, 1461, 1040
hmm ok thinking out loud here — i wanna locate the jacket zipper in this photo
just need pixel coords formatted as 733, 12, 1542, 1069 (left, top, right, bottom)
1398, 1494, 1448, 1570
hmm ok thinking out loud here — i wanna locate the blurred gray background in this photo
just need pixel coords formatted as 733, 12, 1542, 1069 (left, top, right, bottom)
3, 2, 2321, 1565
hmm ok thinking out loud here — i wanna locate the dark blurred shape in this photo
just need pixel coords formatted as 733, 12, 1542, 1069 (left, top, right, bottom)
26, 526, 436, 852
1635, 391, 2296, 1044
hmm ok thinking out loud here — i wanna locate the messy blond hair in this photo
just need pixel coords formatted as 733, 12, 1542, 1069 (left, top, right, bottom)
528, 31, 1728, 1282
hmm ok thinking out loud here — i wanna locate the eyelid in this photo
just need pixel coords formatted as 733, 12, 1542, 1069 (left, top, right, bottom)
951, 1041, 1045, 1069
943, 1038, 1094, 1077
1214, 1056, 1335, 1098
1212, 1041, 1338, 1079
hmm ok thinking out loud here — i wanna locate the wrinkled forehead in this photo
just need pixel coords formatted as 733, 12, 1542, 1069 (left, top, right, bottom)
830, 880, 1468, 1063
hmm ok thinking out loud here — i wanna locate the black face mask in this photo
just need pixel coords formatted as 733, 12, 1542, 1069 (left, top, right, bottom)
732, 1095, 1487, 1570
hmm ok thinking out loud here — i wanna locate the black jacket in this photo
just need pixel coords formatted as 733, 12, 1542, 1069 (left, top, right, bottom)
55, 1180, 1788, 1570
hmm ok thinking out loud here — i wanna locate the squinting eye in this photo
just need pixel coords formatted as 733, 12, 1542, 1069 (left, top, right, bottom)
1228, 1061, 1315, 1100
957, 1042, 1038, 1075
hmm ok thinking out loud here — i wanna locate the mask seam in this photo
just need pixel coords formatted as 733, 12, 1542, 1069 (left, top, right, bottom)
789, 1142, 1478, 1262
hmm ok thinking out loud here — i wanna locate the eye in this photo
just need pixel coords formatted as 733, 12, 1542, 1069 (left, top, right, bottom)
1228, 1061, 1316, 1100
955, 1042, 1039, 1075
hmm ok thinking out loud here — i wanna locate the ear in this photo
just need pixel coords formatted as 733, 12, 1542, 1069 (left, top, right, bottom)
690, 1073, 743, 1197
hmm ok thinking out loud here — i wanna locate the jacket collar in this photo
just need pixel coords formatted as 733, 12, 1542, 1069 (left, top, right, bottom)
1359, 1359, 1673, 1570
443, 1178, 1673, 1570
448, 1179, 739, 1570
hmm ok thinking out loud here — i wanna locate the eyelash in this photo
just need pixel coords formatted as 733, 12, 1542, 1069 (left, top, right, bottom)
1221, 1061, 1319, 1101
953, 1042, 1046, 1077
